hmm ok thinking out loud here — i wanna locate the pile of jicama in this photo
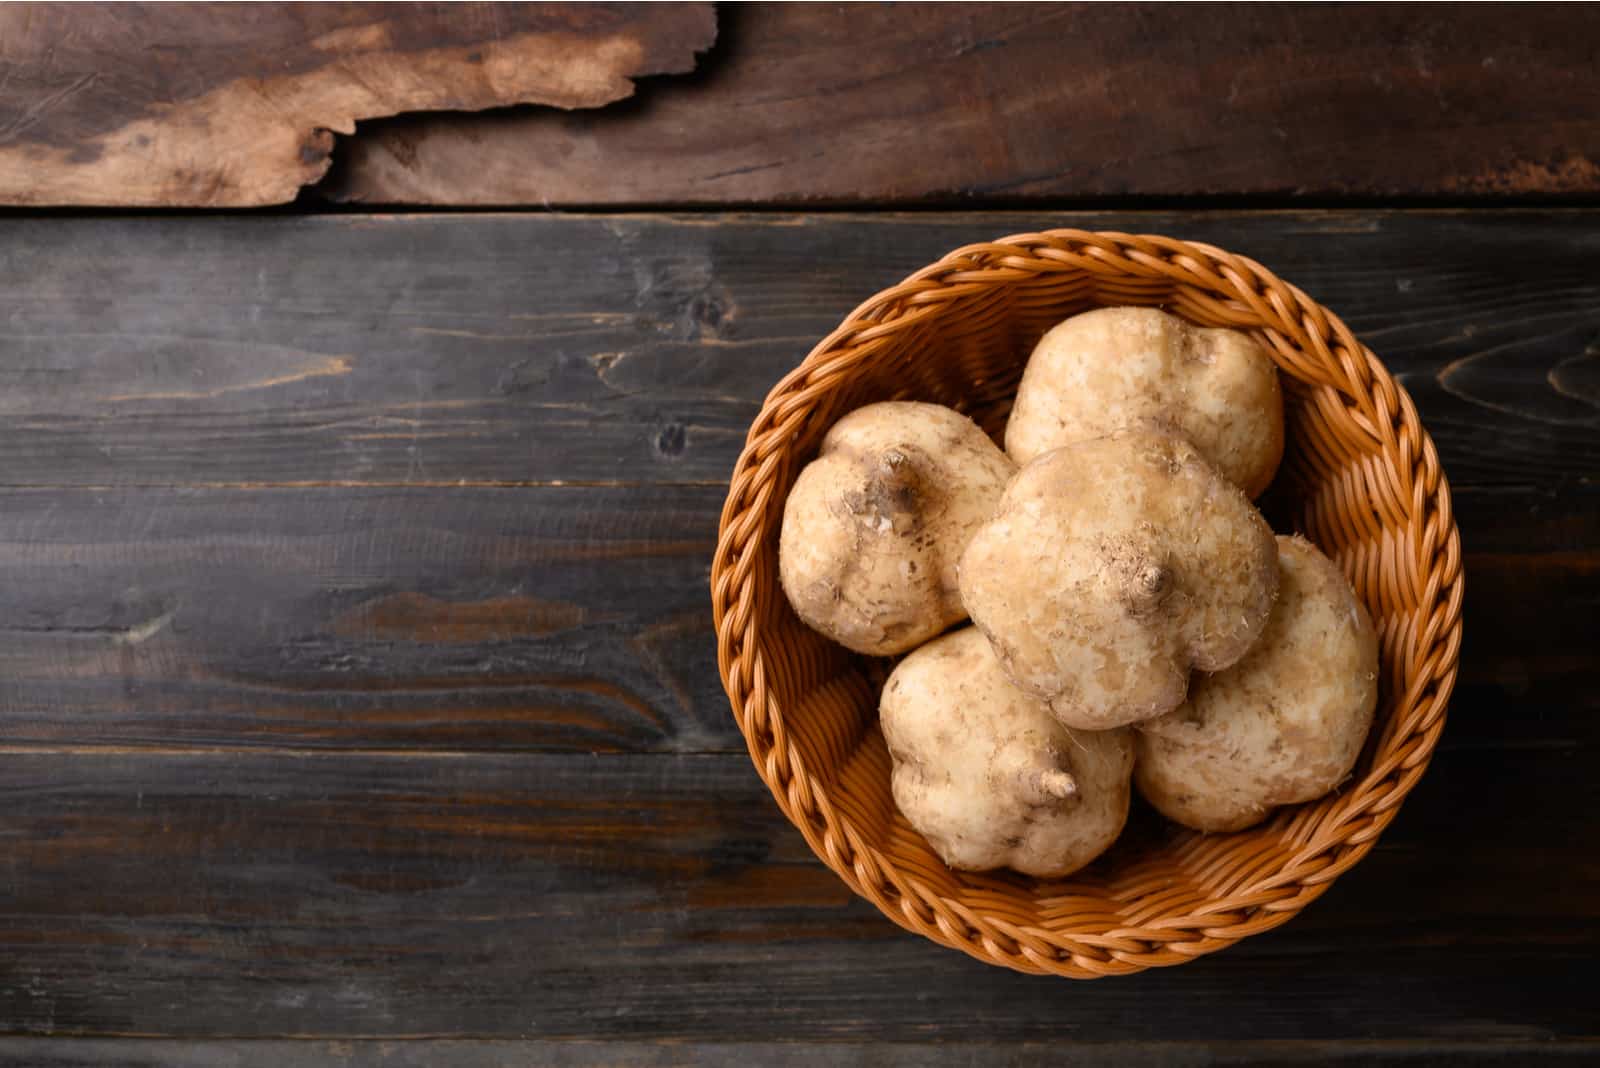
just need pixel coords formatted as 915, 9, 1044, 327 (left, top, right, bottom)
778, 308, 1378, 877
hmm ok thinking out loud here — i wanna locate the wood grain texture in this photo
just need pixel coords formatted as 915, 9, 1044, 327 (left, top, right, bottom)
0, 483, 1589, 758
0, 3, 714, 206
0, 211, 1594, 489
0, 746, 1594, 1040
0, 485, 728, 752
3, 1038, 1598, 1067
324, 3, 1600, 206
0, 211, 1593, 1049
0, 213, 1592, 760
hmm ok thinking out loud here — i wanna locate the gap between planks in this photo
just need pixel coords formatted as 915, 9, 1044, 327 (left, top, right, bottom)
0, 479, 730, 491
2, 1036, 1598, 1054
0, 744, 747, 758
0, 482, 1572, 494
15, 200, 1600, 218
0, 736, 1549, 759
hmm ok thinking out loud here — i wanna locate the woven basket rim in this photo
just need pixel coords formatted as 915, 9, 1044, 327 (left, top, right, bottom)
710, 228, 1464, 978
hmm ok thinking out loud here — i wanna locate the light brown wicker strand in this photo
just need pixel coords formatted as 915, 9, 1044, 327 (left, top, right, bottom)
710, 230, 1464, 979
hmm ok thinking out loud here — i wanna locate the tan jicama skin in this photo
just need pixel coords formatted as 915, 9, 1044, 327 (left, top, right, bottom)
880, 627, 1135, 878
1135, 535, 1380, 832
959, 427, 1279, 731
778, 401, 1015, 656
1006, 307, 1285, 498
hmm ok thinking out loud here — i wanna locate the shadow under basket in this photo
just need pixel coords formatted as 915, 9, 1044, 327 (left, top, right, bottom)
710, 230, 1464, 978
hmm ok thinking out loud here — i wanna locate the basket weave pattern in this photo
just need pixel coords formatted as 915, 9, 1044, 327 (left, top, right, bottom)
710, 230, 1464, 977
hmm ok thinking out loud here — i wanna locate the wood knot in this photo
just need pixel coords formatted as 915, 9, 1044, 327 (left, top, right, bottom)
655, 423, 687, 457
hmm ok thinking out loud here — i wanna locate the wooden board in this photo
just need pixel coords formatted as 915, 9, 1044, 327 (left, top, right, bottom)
0, 3, 715, 206
0, 748, 1594, 1041
1, 211, 1595, 489
0, 212, 1594, 1054
324, 3, 1600, 206
0, 485, 730, 753
0, 211, 1592, 763
3, 1038, 1597, 1066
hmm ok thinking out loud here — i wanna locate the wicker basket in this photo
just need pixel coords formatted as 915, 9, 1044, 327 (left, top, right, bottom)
710, 230, 1463, 978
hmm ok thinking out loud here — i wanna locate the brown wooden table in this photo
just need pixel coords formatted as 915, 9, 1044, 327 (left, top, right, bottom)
0, 5, 1596, 1065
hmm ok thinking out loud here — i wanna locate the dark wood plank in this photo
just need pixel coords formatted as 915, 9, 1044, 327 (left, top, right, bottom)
2, 1038, 1598, 1067
0, 211, 1595, 490
0, 746, 1593, 1040
0, 3, 714, 206
1446, 487, 1597, 754
325, 3, 1600, 206
0, 485, 726, 752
